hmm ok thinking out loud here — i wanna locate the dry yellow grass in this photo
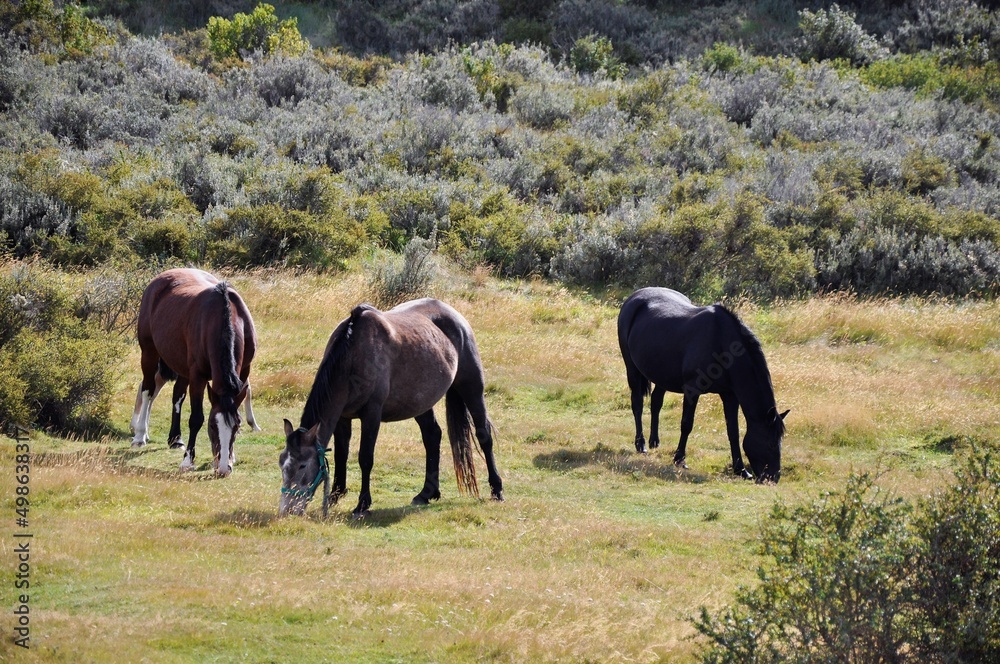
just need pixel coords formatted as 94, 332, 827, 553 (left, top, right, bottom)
3, 266, 997, 661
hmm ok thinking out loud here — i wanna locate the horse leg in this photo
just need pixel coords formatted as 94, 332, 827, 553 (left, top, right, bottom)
353, 406, 382, 519
627, 369, 648, 453
166, 378, 187, 449
721, 393, 753, 480
648, 384, 666, 450
412, 409, 442, 505
131, 356, 165, 447
180, 381, 206, 471
673, 392, 699, 468
330, 417, 351, 504
243, 382, 262, 432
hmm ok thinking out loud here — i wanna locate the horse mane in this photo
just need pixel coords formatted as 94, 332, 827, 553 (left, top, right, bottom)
716, 304, 785, 435
213, 282, 242, 422
300, 304, 376, 430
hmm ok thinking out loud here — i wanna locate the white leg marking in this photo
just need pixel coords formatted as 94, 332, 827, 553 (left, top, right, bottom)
244, 383, 261, 432
179, 449, 194, 471
216, 412, 233, 477
131, 390, 153, 447
130, 384, 143, 433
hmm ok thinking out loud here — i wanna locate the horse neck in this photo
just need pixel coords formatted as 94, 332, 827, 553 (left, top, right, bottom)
300, 355, 351, 431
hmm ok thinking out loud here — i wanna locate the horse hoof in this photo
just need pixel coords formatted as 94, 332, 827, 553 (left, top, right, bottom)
649, 440, 659, 449
491, 490, 505, 502
738, 469, 754, 481
411, 495, 430, 506
130, 440, 147, 448
168, 438, 184, 449
352, 509, 369, 521
674, 459, 688, 469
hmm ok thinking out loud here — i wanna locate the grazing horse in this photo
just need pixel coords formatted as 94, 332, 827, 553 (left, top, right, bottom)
130, 268, 260, 476
279, 298, 503, 518
617, 287, 787, 483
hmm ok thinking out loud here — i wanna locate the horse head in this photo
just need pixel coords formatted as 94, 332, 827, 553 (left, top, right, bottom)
279, 419, 326, 517
207, 388, 242, 477
743, 408, 788, 484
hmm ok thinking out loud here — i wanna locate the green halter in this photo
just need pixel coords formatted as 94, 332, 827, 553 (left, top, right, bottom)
281, 442, 329, 502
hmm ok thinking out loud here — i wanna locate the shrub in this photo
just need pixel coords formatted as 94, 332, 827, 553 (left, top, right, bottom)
817, 226, 1000, 296
0, 261, 126, 432
569, 34, 626, 79
702, 42, 744, 73
365, 236, 437, 308
694, 447, 1000, 663
510, 82, 574, 130
206, 3, 309, 61
912, 446, 1000, 662
207, 204, 363, 270
797, 4, 887, 66
443, 191, 556, 276
693, 473, 921, 663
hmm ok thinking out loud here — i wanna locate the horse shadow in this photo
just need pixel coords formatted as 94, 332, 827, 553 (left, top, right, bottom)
210, 509, 280, 529
340, 504, 419, 528
533, 443, 710, 484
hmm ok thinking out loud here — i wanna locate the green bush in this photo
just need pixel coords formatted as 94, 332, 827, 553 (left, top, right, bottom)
443, 191, 555, 277
912, 447, 1000, 661
206, 204, 362, 270
694, 446, 1000, 663
635, 196, 814, 300
1, 0, 113, 57
0, 261, 126, 432
861, 53, 1000, 107
702, 42, 744, 73
569, 34, 626, 79
206, 3, 308, 61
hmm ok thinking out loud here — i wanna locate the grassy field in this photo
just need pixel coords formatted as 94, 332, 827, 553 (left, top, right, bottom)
2, 265, 998, 662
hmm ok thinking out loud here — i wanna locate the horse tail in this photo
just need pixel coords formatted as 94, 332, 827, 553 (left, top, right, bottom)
157, 359, 178, 382
445, 387, 481, 499
214, 282, 241, 425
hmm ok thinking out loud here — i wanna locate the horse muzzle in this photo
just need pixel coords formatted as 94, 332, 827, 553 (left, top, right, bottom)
279, 493, 307, 517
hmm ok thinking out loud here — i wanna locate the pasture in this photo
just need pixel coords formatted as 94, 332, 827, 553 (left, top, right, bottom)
3, 266, 998, 662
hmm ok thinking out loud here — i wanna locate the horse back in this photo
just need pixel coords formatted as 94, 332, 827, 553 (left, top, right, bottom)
139, 269, 251, 390
618, 287, 728, 393
348, 300, 465, 421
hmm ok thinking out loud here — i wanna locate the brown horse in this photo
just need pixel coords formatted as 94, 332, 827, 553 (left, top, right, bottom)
131, 268, 260, 476
279, 298, 503, 518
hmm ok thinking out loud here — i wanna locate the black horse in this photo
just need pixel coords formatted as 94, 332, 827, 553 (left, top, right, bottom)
280, 298, 504, 518
617, 287, 787, 483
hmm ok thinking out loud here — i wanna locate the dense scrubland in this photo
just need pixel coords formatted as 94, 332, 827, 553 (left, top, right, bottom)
1, 1, 999, 661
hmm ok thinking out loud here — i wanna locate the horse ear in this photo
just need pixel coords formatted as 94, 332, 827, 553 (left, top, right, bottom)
307, 422, 321, 440
283, 419, 294, 437
779, 409, 790, 420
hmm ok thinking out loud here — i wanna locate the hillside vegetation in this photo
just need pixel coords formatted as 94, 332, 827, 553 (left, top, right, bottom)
1, 0, 998, 302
